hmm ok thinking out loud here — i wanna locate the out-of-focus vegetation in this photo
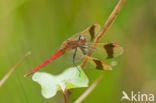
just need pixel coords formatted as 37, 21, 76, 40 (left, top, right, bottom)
0, 0, 156, 103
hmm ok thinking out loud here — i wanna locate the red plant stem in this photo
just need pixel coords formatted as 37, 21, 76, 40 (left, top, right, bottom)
62, 90, 68, 103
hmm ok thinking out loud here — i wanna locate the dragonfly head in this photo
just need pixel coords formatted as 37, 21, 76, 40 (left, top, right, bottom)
79, 35, 87, 45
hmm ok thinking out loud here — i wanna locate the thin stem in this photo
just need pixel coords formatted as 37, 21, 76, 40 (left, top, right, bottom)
0, 51, 31, 87
62, 90, 69, 103
74, 72, 106, 103
76, 0, 126, 102
81, 0, 126, 69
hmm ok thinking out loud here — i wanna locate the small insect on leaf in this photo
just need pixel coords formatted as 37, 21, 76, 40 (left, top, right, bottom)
32, 66, 88, 99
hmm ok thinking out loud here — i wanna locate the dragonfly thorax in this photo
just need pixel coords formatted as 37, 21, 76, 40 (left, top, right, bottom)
62, 39, 79, 51
79, 36, 87, 46
62, 36, 87, 51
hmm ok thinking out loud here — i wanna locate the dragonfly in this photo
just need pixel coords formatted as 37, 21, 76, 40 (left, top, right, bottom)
24, 24, 123, 77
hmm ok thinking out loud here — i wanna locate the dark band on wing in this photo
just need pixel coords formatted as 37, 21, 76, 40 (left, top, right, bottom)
89, 24, 96, 41
93, 59, 103, 70
104, 43, 115, 59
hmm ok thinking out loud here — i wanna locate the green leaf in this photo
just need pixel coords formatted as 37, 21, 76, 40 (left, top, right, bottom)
32, 66, 88, 99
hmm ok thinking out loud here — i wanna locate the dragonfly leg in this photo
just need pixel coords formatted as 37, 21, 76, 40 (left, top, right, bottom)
79, 47, 87, 55
81, 45, 89, 48
84, 44, 96, 50
73, 48, 81, 76
73, 48, 77, 66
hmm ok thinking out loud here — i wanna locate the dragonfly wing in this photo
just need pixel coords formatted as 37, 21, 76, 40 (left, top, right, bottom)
62, 43, 123, 70
64, 48, 112, 70
68, 47, 86, 65
71, 24, 101, 42
24, 48, 85, 77
53, 47, 85, 67
89, 43, 124, 59
85, 55, 112, 70
68, 48, 112, 70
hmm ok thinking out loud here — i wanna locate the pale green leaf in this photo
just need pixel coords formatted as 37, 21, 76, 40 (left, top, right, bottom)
32, 66, 88, 99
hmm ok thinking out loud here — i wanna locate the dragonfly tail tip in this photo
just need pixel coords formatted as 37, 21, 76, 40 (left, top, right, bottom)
24, 74, 28, 77
93, 24, 98, 26
24, 72, 31, 77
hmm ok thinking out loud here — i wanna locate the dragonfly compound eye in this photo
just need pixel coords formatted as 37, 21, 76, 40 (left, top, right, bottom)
80, 36, 87, 45
80, 36, 87, 41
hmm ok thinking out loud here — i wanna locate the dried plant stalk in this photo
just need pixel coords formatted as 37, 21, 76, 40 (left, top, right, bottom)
81, 0, 126, 69
76, 0, 126, 102
0, 51, 31, 87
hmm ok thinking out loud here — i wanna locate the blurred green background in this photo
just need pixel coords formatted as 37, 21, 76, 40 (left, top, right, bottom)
0, 0, 156, 103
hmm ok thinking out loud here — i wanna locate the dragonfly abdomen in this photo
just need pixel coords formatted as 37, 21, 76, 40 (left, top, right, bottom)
24, 49, 65, 77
